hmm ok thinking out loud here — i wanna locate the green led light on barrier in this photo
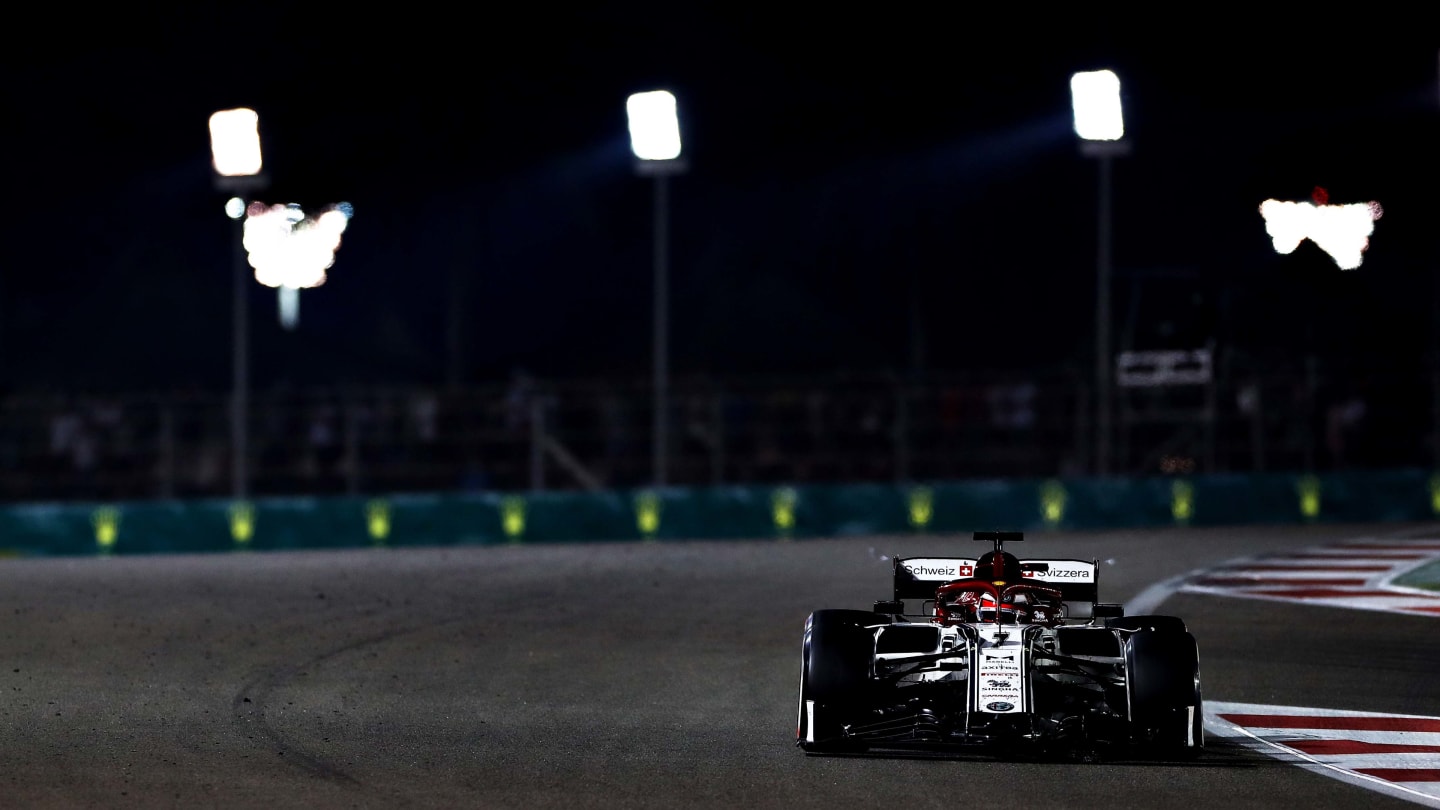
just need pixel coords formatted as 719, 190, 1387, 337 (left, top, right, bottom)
500, 497, 526, 542
1040, 480, 1067, 527
635, 491, 662, 539
1171, 480, 1194, 524
772, 488, 797, 537
229, 502, 255, 547
1297, 475, 1322, 520
92, 506, 120, 553
908, 487, 934, 530
366, 500, 390, 544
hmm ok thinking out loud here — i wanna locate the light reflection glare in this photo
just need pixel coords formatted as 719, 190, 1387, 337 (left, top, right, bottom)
242, 202, 353, 288
1259, 196, 1383, 270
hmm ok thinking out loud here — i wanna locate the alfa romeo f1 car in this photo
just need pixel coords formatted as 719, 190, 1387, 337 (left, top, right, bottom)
796, 531, 1202, 760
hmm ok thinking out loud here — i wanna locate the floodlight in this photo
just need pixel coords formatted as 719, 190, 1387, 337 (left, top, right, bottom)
627, 90, 682, 161
209, 108, 264, 177
1070, 70, 1125, 142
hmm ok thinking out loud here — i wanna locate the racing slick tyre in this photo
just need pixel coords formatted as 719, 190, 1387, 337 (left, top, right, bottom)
797, 610, 886, 753
1123, 625, 1204, 758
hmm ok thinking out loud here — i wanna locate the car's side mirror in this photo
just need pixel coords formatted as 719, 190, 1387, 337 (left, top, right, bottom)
874, 600, 904, 616
1092, 603, 1125, 618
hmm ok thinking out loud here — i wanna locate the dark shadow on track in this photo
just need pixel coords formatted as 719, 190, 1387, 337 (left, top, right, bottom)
801, 737, 1269, 768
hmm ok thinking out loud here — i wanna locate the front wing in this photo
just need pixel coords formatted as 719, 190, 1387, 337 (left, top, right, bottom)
800, 618, 1198, 759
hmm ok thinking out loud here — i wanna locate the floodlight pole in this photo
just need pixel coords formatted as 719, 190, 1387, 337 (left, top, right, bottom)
233, 219, 249, 499
636, 161, 684, 486
1082, 143, 1127, 478
1095, 151, 1113, 478
218, 190, 263, 501
653, 171, 670, 488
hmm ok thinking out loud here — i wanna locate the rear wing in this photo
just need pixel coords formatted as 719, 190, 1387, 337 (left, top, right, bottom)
893, 556, 1100, 606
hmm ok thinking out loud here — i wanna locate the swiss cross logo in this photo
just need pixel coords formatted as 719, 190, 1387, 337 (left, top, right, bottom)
1023, 570, 1035, 577
959, 565, 973, 576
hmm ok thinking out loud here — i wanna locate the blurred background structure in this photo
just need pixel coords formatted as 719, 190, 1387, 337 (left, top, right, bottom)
1, 13, 1437, 508
0, 360, 1427, 502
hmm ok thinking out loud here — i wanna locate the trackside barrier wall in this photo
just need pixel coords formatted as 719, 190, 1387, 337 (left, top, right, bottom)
1, 468, 1438, 557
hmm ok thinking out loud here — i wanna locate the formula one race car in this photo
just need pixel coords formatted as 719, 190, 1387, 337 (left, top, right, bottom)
796, 531, 1202, 760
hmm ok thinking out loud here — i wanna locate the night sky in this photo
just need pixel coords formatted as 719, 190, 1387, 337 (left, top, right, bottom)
3, 11, 1438, 394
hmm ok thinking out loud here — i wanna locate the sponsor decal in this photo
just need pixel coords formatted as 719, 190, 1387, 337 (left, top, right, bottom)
1044, 569, 1093, 579
904, 563, 958, 577
901, 561, 977, 578
979, 677, 1022, 692
986, 701, 1015, 712
1017, 562, 1095, 581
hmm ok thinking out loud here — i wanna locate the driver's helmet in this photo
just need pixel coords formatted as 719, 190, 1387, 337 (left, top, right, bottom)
943, 590, 1024, 624
974, 550, 1024, 585
974, 592, 1000, 623
974, 592, 1022, 624
940, 589, 980, 623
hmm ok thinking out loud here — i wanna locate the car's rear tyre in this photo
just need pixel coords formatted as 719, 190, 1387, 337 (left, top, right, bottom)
797, 610, 882, 753
1124, 625, 1204, 758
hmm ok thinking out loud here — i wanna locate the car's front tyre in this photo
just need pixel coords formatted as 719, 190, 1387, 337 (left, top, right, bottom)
797, 609, 882, 753
1123, 622, 1204, 758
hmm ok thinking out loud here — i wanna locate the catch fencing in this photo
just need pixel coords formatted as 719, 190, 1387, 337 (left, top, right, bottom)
2, 366, 1432, 505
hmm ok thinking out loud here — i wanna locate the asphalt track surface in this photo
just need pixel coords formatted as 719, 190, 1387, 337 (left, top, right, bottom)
4, 522, 1439, 809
